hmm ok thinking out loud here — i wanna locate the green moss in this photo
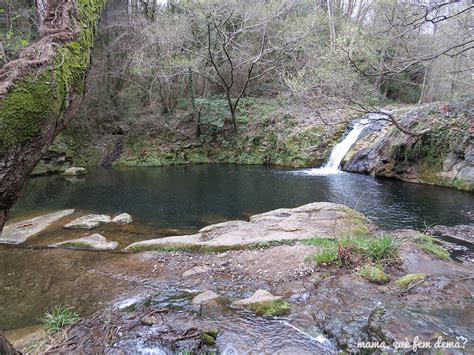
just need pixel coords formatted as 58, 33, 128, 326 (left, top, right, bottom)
201, 328, 219, 345
0, 0, 106, 150
414, 235, 450, 261
358, 265, 390, 284
414, 234, 440, 244
248, 299, 291, 317
128, 243, 246, 253
421, 243, 450, 261
395, 273, 426, 289
60, 241, 93, 249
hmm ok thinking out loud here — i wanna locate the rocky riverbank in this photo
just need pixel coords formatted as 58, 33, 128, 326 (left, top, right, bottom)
344, 99, 474, 191
1, 203, 472, 353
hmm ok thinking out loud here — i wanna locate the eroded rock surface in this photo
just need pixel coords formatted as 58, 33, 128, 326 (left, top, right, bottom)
125, 202, 369, 251
0, 210, 75, 245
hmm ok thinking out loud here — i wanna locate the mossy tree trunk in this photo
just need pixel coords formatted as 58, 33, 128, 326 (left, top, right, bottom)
0, 0, 107, 232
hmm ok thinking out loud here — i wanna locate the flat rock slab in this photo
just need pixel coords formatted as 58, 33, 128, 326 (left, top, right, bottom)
0, 210, 75, 245
125, 202, 369, 251
50, 233, 118, 250
64, 214, 111, 230
232, 289, 281, 307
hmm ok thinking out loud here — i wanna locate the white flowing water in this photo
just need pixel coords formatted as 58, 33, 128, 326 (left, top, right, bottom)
302, 117, 371, 175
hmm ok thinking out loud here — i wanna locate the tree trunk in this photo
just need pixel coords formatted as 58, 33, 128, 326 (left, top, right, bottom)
326, 0, 336, 51
0, 0, 106, 232
0, 333, 20, 355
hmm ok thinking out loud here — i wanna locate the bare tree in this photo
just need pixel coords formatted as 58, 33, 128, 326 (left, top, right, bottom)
138, 0, 312, 130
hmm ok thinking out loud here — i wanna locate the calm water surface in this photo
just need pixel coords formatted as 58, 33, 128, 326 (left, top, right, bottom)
13, 165, 474, 230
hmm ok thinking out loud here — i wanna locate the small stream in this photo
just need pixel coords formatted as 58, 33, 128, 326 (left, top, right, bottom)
1, 164, 473, 349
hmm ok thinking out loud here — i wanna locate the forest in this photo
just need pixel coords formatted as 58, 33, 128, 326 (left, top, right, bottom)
0, 0, 473, 353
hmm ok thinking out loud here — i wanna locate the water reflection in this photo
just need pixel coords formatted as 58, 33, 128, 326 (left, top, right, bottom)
12, 165, 474, 230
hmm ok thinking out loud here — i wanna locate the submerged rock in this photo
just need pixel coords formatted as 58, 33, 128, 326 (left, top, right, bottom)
0, 210, 75, 245
192, 290, 220, 305
112, 213, 133, 225
231, 289, 281, 307
64, 214, 111, 229
62, 167, 87, 176
182, 265, 211, 278
231, 290, 291, 317
124, 202, 370, 251
50, 234, 118, 250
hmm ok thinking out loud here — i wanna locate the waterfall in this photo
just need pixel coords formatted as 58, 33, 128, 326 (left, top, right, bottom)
323, 118, 370, 171
303, 117, 372, 175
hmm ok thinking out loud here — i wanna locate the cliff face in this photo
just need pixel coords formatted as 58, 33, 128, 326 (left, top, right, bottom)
343, 100, 474, 191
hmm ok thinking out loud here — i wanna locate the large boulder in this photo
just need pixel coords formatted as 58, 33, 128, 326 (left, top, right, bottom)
124, 202, 370, 251
0, 210, 75, 245
64, 214, 111, 230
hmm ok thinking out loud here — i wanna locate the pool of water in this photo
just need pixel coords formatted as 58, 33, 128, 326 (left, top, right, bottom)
12, 165, 473, 230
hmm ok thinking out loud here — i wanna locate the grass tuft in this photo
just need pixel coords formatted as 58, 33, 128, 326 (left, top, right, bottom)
306, 234, 400, 267
414, 235, 450, 261
39, 305, 80, 334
